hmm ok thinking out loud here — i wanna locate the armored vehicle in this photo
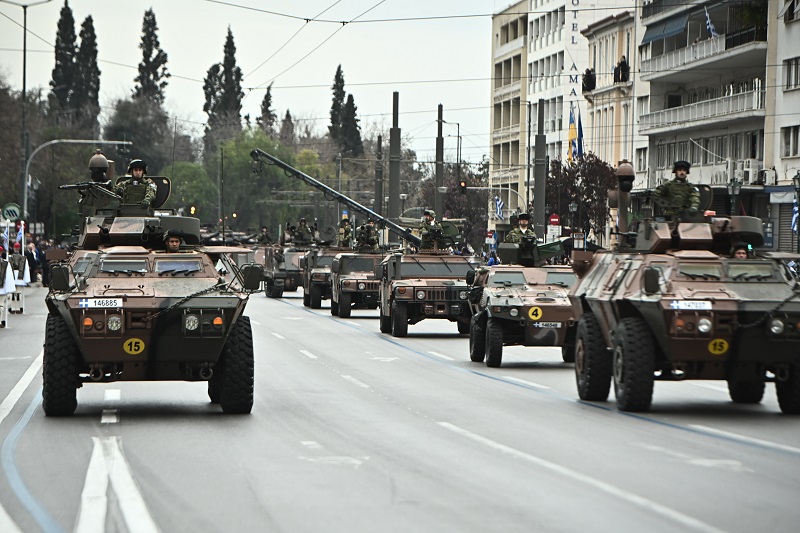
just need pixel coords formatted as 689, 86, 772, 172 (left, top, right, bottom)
330, 252, 384, 318
376, 252, 480, 337
44, 177, 262, 416
569, 162, 800, 413
256, 244, 311, 297
300, 247, 343, 308
467, 240, 577, 367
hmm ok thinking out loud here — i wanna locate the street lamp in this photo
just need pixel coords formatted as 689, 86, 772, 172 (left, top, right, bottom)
399, 193, 407, 216
793, 173, 800, 254
0, 0, 53, 213
727, 178, 742, 216
569, 201, 578, 229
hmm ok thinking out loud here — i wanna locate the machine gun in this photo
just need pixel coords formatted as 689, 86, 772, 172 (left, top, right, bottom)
59, 181, 122, 218
250, 148, 422, 248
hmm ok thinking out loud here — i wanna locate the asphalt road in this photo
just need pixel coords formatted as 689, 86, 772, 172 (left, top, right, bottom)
1, 287, 799, 533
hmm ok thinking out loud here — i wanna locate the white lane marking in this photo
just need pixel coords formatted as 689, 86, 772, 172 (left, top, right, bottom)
299, 349, 318, 360
298, 456, 368, 467
282, 317, 303, 320
636, 444, 752, 472
690, 383, 728, 394
77, 437, 160, 533
689, 425, 800, 455
341, 375, 370, 389
428, 351, 454, 361
0, 357, 31, 361
439, 422, 724, 533
502, 376, 551, 390
104, 389, 121, 401
250, 319, 262, 326
301, 441, 323, 449
271, 332, 286, 339
0, 350, 41, 533
370, 356, 398, 362
101, 410, 118, 424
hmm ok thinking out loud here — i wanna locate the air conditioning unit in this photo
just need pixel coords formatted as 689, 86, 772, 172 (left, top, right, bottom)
742, 159, 762, 184
758, 168, 776, 185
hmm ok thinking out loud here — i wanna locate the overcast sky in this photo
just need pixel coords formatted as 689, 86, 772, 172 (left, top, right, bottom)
0, 0, 516, 167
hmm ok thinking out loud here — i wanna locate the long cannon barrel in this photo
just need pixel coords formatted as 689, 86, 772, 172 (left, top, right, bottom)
251, 148, 421, 247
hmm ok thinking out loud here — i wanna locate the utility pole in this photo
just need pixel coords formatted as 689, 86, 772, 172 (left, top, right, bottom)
435, 105, 444, 217
525, 101, 532, 212
336, 152, 342, 219
533, 98, 547, 239
388, 92, 401, 220
374, 135, 383, 216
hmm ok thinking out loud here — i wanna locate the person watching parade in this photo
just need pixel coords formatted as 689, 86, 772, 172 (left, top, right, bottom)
653, 160, 700, 216
504, 213, 537, 243
115, 159, 157, 207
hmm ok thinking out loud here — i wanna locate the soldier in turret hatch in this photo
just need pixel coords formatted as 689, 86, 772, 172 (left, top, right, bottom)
88, 149, 112, 189
419, 209, 444, 249
115, 159, 157, 207
653, 160, 700, 216
504, 213, 537, 243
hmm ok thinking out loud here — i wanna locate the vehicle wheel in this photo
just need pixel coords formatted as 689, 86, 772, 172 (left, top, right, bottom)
330, 297, 339, 316
217, 316, 254, 414
575, 312, 612, 401
265, 283, 276, 298
43, 314, 79, 416
613, 317, 656, 412
275, 289, 283, 298
208, 373, 221, 404
469, 313, 487, 362
457, 319, 470, 335
561, 344, 576, 363
379, 309, 392, 333
391, 300, 408, 337
485, 317, 503, 368
303, 290, 310, 307
728, 380, 765, 404
776, 364, 800, 414
310, 285, 322, 309
338, 293, 352, 318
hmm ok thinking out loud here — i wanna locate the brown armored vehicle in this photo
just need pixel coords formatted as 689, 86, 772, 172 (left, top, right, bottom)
330, 252, 384, 318
376, 252, 481, 337
569, 161, 800, 413
44, 177, 262, 416
256, 244, 311, 297
467, 241, 577, 367
300, 247, 342, 308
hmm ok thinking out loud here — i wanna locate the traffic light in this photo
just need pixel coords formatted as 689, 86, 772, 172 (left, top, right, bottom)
458, 179, 467, 194
189, 205, 197, 215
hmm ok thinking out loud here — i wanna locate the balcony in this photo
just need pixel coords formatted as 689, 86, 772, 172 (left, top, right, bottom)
639, 90, 765, 134
642, 0, 702, 21
494, 35, 526, 59
493, 80, 521, 103
491, 124, 521, 144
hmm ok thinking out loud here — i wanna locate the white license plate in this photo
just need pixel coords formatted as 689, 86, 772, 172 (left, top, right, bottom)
78, 298, 122, 308
531, 322, 561, 328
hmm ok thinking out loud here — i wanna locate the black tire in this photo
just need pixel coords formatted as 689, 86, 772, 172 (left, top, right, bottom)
303, 290, 310, 307
457, 319, 470, 335
42, 314, 79, 416
338, 293, 352, 318
613, 317, 656, 412
310, 285, 322, 309
208, 374, 221, 403
265, 282, 276, 298
776, 365, 800, 414
575, 313, 612, 401
218, 316, 255, 414
469, 313, 487, 362
485, 317, 503, 368
728, 380, 765, 404
391, 300, 408, 337
379, 309, 392, 333
330, 297, 339, 316
561, 344, 576, 363
274, 289, 283, 298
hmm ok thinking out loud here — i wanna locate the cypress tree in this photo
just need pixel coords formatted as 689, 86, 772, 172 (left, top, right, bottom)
340, 94, 363, 157
50, 0, 77, 113
202, 27, 243, 160
279, 110, 295, 148
328, 65, 345, 145
133, 9, 170, 104
257, 83, 277, 137
74, 15, 100, 134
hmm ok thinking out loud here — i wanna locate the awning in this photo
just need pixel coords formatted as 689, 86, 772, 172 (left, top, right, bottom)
641, 12, 690, 45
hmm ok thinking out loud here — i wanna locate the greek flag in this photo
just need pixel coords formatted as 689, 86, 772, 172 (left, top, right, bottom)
16, 221, 24, 244
705, 7, 719, 38
793, 195, 798, 234
2, 225, 8, 248
495, 196, 505, 221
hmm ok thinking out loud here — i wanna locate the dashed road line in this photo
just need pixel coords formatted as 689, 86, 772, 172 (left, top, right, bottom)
427, 351, 454, 361
272, 332, 286, 339
341, 375, 370, 389
689, 425, 800, 455
101, 410, 118, 424
299, 349, 318, 360
104, 389, 120, 401
501, 376, 550, 389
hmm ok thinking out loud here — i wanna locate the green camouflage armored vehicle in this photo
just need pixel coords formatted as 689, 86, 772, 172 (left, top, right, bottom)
330, 252, 384, 318
44, 176, 262, 416
569, 161, 800, 413
467, 240, 577, 367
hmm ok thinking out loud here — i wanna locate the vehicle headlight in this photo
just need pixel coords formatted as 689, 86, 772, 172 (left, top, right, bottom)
358, 282, 366, 290
185, 315, 200, 331
107, 315, 122, 331
769, 318, 785, 335
697, 318, 712, 333
509, 308, 519, 317
416, 290, 426, 300
459, 290, 468, 300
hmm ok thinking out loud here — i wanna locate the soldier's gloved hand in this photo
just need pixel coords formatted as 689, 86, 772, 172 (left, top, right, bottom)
688, 207, 698, 214
140, 199, 149, 207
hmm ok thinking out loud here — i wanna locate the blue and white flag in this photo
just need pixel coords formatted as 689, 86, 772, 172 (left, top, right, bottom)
793, 195, 798, 234
495, 196, 505, 221
16, 220, 24, 244
705, 7, 719, 38
2, 224, 8, 248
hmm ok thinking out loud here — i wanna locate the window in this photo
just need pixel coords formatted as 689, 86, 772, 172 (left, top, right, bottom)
785, 0, 799, 22
786, 57, 800, 90
783, 125, 800, 157
636, 147, 648, 171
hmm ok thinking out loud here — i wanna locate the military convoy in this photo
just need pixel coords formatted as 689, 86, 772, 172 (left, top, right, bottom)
467, 240, 577, 367
300, 247, 343, 308
569, 161, 800, 414
44, 164, 262, 416
330, 252, 383, 318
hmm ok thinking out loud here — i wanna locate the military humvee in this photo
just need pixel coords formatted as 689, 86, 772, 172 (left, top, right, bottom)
467, 240, 577, 367
257, 244, 311, 297
300, 247, 343, 308
569, 161, 800, 413
330, 252, 384, 318
376, 252, 481, 337
44, 177, 262, 416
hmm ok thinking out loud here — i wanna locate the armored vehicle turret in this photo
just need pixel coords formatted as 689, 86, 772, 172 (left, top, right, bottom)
43, 163, 262, 416
569, 161, 800, 413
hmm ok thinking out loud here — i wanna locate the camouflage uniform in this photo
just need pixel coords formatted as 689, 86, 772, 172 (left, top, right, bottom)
257, 230, 272, 244
419, 220, 444, 249
653, 178, 700, 215
294, 224, 314, 243
338, 225, 353, 247
355, 224, 378, 252
114, 178, 157, 206
504, 227, 537, 243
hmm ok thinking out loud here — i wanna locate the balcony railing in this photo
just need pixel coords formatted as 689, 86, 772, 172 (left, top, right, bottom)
642, 0, 689, 20
639, 90, 765, 132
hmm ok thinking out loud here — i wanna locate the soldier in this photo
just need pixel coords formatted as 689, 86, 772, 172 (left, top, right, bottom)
419, 209, 444, 249
115, 159, 157, 207
257, 226, 272, 244
504, 213, 537, 243
88, 149, 112, 188
164, 231, 183, 253
294, 218, 314, 244
355, 219, 379, 251
338, 218, 352, 247
653, 160, 700, 215
731, 242, 749, 259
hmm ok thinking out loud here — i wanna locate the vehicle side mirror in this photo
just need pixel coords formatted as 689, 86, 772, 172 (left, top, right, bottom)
50, 264, 71, 292
331, 259, 340, 274
240, 263, 264, 291
642, 266, 661, 295
374, 264, 384, 279
466, 270, 476, 285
